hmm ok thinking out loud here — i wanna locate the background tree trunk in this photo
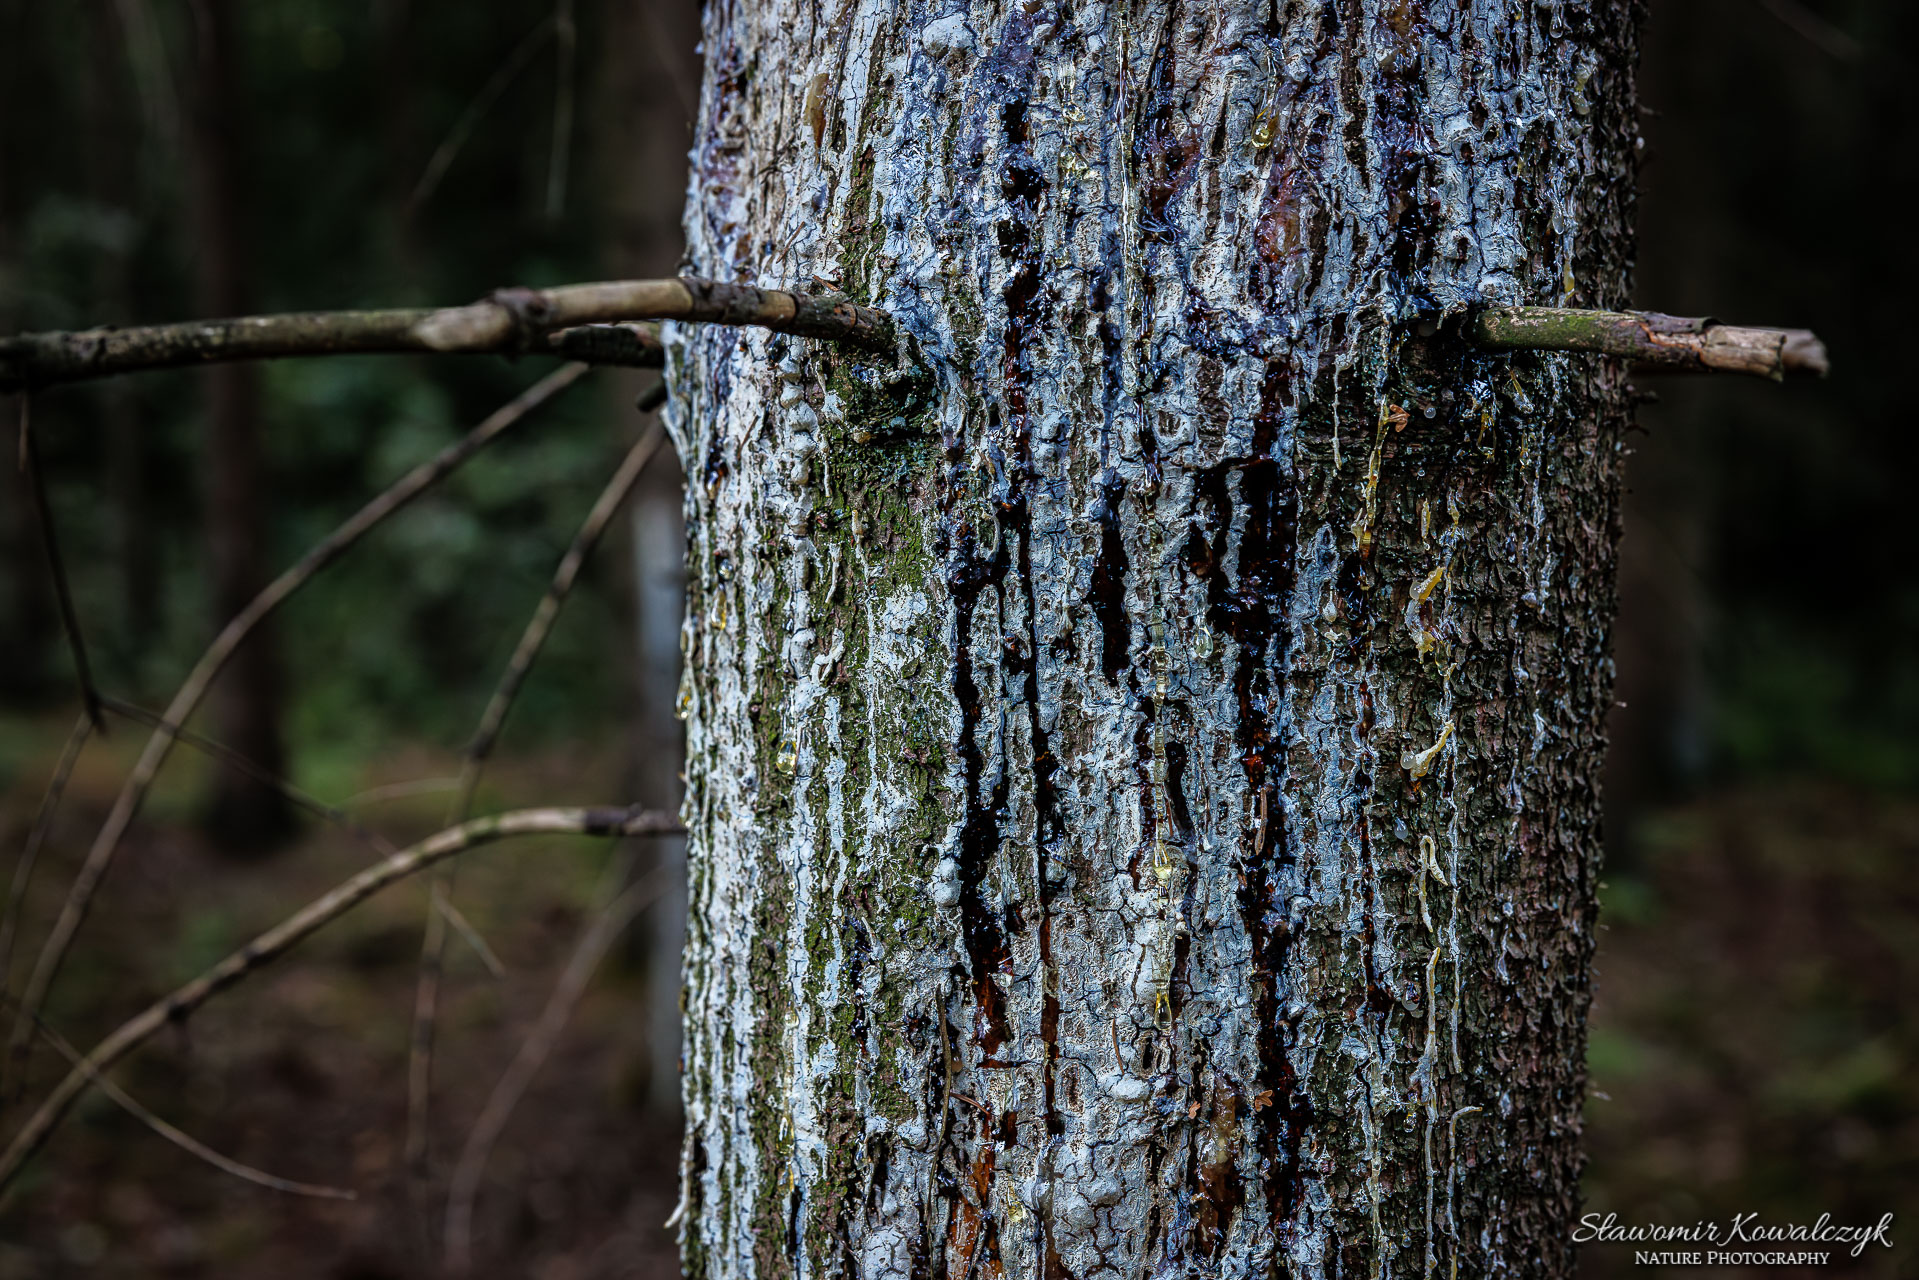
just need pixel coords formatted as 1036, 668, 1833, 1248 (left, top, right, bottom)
374, 0, 426, 292
668, 2, 1639, 1276
184, 0, 293, 853
596, 0, 703, 1119
0, 0, 55, 707
84, 0, 159, 656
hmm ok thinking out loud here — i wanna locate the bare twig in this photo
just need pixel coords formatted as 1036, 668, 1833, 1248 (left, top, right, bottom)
0, 805, 683, 1195
17, 399, 103, 729
7, 365, 588, 1084
545, 0, 577, 220
407, 423, 667, 1175
435, 899, 507, 982
10, 1001, 355, 1201
111, 0, 181, 158
1, 277, 894, 391
443, 867, 668, 1273
409, 12, 556, 217
0, 714, 94, 1070
1755, 0, 1862, 62
98, 695, 389, 853
461, 427, 668, 792
636, 5, 699, 121
0, 313, 657, 394
1470, 306, 1828, 380
100, 696, 503, 979
343, 777, 462, 810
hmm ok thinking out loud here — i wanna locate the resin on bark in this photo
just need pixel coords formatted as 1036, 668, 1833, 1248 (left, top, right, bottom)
667, 2, 1638, 1275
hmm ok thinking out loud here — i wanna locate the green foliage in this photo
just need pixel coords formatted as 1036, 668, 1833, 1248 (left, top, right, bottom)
1, 2, 645, 776
1709, 612, 1919, 790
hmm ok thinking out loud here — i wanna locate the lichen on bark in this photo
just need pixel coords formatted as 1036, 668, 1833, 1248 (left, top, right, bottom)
666, 1, 1640, 1276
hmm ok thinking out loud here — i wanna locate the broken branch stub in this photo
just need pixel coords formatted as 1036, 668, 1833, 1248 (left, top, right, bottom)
1470, 306, 1829, 380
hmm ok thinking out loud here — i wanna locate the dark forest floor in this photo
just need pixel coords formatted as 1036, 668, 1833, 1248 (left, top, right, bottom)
0, 724, 683, 1279
0, 723, 1911, 1277
1580, 783, 1917, 1278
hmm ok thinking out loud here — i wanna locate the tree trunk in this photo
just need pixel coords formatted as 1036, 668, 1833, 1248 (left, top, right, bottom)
374, 0, 426, 292
0, 0, 55, 707
185, 0, 293, 852
668, 3, 1639, 1276
85, 0, 159, 655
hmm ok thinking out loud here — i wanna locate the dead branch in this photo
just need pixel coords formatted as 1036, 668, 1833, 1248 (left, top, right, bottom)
436, 898, 508, 982
6, 291, 1817, 394
408, 12, 556, 217
1470, 306, 1829, 380
10, 1001, 355, 1201
0, 713, 94, 1100
545, 0, 577, 220
99, 695, 390, 853
462, 426, 669, 781
342, 777, 462, 809
6, 364, 588, 1083
16, 400, 103, 729
0, 313, 657, 393
0, 276, 894, 391
102, 696, 504, 978
443, 866, 668, 1273
407, 422, 668, 1175
0, 805, 683, 1196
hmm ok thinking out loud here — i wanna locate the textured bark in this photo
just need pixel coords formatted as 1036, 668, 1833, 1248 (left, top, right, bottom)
668, 2, 1638, 1277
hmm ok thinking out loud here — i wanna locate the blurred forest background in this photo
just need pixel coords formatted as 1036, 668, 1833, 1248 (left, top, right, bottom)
0, 0, 1911, 1276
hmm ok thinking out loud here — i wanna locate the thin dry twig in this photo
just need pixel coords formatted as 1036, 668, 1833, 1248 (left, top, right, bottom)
1755, 0, 1863, 61
17, 399, 103, 729
98, 695, 389, 853
0, 713, 94, 1094
409, 12, 556, 217
342, 777, 462, 810
1470, 307, 1829, 380
112, 0, 181, 156
7, 364, 589, 1085
101, 696, 503, 979
0, 805, 682, 1196
636, 0, 699, 122
462, 426, 669, 799
9, 1000, 355, 1201
406, 423, 668, 1175
0, 277, 892, 391
545, 0, 577, 220
436, 898, 508, 982
443, 866, 669, 1273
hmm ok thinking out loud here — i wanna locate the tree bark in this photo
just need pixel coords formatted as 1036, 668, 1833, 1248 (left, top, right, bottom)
669, 3, 1639, 1276
184, 0, 293, 852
